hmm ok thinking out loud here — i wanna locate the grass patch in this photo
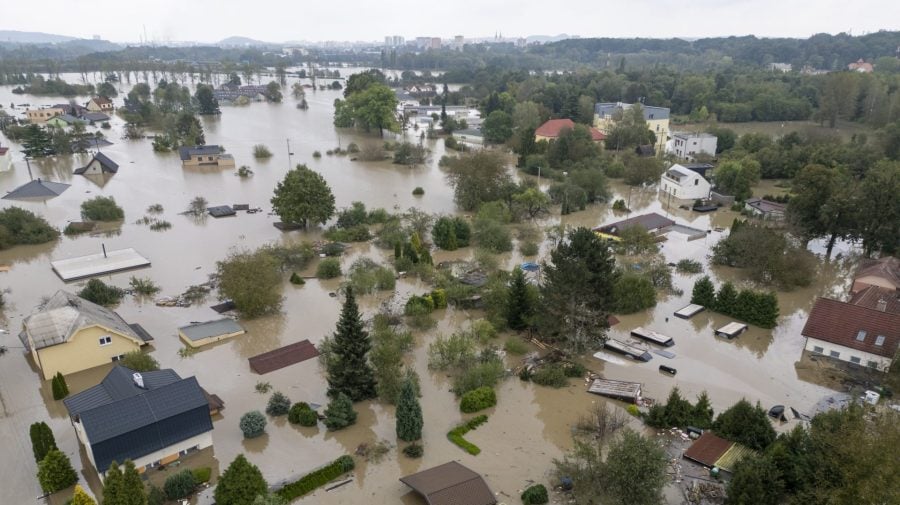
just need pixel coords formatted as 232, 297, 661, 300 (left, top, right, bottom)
503, 338, 528, 355
447, 415, 488, 455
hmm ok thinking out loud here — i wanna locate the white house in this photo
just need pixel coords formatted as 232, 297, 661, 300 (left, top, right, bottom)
668, 132, 718, 161
659, 164, 711, 202
801, 297, 899, 372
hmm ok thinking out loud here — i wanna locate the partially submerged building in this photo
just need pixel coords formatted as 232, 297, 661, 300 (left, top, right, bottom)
74, 152, 119, 176
86, 96, 114, 113
400, 461, 497, 505
668, 131, 718, 161
2, 178, 70, 200
683, 432, 754, 474
744, 198, 787, 221
851, 256, 899, 294
534, 118, 605, 143
178, 318, 246, 348
178, 145, 235, 169
20, 291, 153, 379
594, 102, 670, 152
63, 366, 213, 477
660, 164, 712, 202
595, 212, 675, 237
801, 297, 899, 372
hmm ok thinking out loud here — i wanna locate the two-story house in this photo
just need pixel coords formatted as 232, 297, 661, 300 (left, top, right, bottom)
25, 107, 65, 124
20, 291, 153, 380
178, 145, 235, 169
86, 96, 114, 113
534, 118, 605, 143
63, 366, 214, 477
668, 132, 718, 161
801, 297, 899, 372
594, 102, 670, 153
659, 163, 712, 202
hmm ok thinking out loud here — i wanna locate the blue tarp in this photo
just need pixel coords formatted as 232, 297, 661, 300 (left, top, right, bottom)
521, 262, 539, 272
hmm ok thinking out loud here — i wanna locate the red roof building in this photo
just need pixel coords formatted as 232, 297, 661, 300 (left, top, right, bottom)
801, 297, 900, 372
851, 256, 900, 294
534, 118, 605, 142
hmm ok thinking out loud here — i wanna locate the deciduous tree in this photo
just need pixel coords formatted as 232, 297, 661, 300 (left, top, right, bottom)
271, 165, 336, 228
214, 454, 268, 505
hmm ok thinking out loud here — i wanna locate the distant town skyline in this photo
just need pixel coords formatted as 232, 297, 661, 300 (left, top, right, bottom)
2, 0, 899, 45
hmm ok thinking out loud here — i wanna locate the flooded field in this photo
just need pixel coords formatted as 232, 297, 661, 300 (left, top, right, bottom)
0, 73, 858, 504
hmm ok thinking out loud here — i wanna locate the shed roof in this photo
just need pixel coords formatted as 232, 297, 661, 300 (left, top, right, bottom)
249, 340, 319, 374
3, 178, 70, 199
849, 286, 900, 314
400, 461, 496, 505
745, 198, 786, 214
178, 145, 224, 160
597, 212, 675, 235
801, 297, 899, 358
178, 318, 245, 342
51, 248, 151, 281
684, 432, 733, 467
81, 112, 110, 122
22, 290, 143, 350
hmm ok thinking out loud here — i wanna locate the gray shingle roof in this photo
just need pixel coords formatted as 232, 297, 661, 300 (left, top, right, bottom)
178, 318, 244, 342
81, 112, 110, 122
74, 152, 119, 175
2, 178, 70, 199
64, 366, 181, 417
178, 145, 223, 160
595, 102, 670, 120
23, 290, 142, 350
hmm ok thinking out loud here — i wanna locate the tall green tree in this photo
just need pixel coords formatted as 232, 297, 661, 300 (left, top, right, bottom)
335, 83, 398, 136
482, 110, 513, 143
120, 460, 147, 505
29, 422, 57, 463
323, 392, 358, 431
22, 124, 53, 157
787, 164, 857, 254
715, 282, 738, 315
855, 160, 900, 255
102, 462, 125, 505
326, 288, 377, 401
713, 399, 776, 451
603, 430, 668, 505
216, 249, 283, 318
271, 164, 336, 228
713, 158, 761, 201
691, 276, 716, 308
194, 84, 220, 115
214, 454, 268, 505
443, 150, 512, 211
395, 378, 423, 442
37, 449, 78, 493
506, 266, 534, 331
174, 112, 205, 146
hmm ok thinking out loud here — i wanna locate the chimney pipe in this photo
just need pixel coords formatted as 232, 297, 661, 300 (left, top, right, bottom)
102, 243, 107, 258
876, 298, 887, 312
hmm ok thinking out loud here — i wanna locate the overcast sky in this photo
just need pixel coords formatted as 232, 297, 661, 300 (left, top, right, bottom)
3, 0, 899, 43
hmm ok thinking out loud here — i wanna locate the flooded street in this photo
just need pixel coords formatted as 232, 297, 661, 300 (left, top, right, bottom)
0, 73, 854, 504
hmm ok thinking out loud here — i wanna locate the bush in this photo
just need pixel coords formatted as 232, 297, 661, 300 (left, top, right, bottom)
564, 362, 587, 378
626, 404, 641, 417
346, 258, 396, 294
531, 364, 569, 388
78, 278, 124, 306
432, 216, 471, 250
164, 469, 197, 500
239, 410, 267, 438
129, 276, 160, 295
147, 486, 165, 505
324, 224, 371, 242
460, 386, 497, 413
316, 258, 342, 279
266, 392, 291, 416
519, 241, 539, 256
447, 415, 488, 455
323, 393, 357, 431
51, 372, 70, 400
290, 272, 305, 285
521, 484, 549, 505
276, 455, 355, 501
403, 443, 424, 458
253, 144, 273, 158
81, 196, 124, 221
37, 449, 77, 493
119, 350, 160, 372
504, 338, 528, 354
613, 273, 657, 314
0, 207, 59, 249
412, 187, 425, 196
676, 259, 703, 274
216, 248, 283, 318
454, 360, 505, 396
288, 402, 319, 427
191, 467, 212, 484
393, 142, 427, 165
612, 199, 628, 211
312, 150, 322, 158
346, 143, 360, 153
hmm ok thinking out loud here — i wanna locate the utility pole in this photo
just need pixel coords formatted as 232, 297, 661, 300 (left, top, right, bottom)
286, 138, 293, 169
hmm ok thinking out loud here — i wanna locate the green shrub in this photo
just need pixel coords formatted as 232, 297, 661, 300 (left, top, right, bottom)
447, 415, 488, 455
51, 372, 69, 400
564, 362, 587, 378
239, 410, 267, 438
412, 187, 425, 196
275, 455, 355, 501
519, 241, 539, 256
266, 392, 291, 416
531, 365, 569, 388
612, 199, 628, 211
288, 402, 318, 427
253, 144, 273, 158
77, 278, 124, 306
316, 258, 342, 279
164, 469, 197, 500
432, 216, 471, 250
290, 272, 305, 285
454, 360, 505, 396
460, 386, 497, 413
347, 143, 360, 153
81, 196, 124, 221
0, 207, 59, 249
129, 276, 160, 295
191, 467, 212, 484
147, 486, 165, 505
323, 393, 357, 431
403, 443, 424, 458
676, 259, 703, 274
504, 338, 528, 354
312, 150, 322, 158
324, 225, 371, 242
521, 484, 549, 504
626, 404, 641, 417
119, 350, 160, 372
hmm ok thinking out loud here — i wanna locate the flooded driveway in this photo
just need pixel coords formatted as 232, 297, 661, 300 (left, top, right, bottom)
0, 73, 852, 504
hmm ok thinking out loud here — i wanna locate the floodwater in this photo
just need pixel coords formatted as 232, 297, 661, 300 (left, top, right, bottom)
0, 72, 855, 504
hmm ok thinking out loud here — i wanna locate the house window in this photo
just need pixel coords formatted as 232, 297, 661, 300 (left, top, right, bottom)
812, 346, 824, 353
111, 354, 125, 362
874, 335, 885, 346
694, 179, 699, 186
829, 350, 840, 358
867, 361, 878, 369
856, 330, 866, 341
99, 336, 112, 346
850, 356, 861, 364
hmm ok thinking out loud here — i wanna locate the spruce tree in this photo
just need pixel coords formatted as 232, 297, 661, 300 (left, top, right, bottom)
323, 393, 358, 431
506, 266, 534, 331
29, 421, 57, 463
103, 461, 125, 504
690, 276, 716, 308
265, 392, 291, 416
121, 460, 147, 505
37, 448, 78, 493
214, 454, 267, 505
396, 378, 423, 442
326, 288, 377, 401
692, 392, 715, 429
715, 282, 739, 316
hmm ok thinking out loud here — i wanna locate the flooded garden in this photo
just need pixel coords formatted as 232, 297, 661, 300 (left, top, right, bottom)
0, 72, 861, 504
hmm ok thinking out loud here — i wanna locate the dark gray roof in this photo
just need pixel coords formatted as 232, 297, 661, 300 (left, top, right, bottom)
63, 366, 212, 473
81, 112, 110, 122
595, 102, 670, 120
207, 205, 236, 218
178, 145, 223, 160
3, 178, 70, 199
597, 212, 675, 235
74, 152, 119, 175
178, 318, 245, 342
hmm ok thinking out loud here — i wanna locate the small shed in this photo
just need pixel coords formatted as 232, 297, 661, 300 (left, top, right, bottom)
74, 152, 119, 175
51, 248, 151, 281
603, 338, 653, 361
587, 378, 643, 403
684, 432, 754, 473
178, 319, 246, 348
400, 461, 497, 505
207, 205, 236, 218
630, 327, 674, 347
715, 322, 748, 339
674, 303, 705, 319
248, 340, 320, 374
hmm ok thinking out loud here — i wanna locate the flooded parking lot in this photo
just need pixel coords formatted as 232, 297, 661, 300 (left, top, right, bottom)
0, 73, 855, 504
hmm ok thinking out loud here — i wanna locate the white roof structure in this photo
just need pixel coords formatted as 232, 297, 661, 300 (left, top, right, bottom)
51, 248, 150, 281
21, 291, 143, 350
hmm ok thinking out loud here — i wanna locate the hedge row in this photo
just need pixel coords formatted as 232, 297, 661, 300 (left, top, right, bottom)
276, 455, 355, 500
447, 415, 488, 455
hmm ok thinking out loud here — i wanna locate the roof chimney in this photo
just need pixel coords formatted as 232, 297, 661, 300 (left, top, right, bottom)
876, 298, 887, 312
132, 372, 145, 389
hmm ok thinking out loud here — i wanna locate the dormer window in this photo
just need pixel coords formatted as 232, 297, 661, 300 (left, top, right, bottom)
875, 335, 885, 346
856, 330, 867, 341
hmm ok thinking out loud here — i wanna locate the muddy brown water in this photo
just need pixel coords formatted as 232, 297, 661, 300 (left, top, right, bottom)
0, 73, 856, 504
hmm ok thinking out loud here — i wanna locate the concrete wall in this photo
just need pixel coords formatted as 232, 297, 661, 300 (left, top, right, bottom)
33, 325, 142, 380
804, 337, 892, 372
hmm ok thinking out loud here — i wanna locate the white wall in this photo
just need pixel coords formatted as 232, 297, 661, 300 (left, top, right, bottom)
660, 172, 711, 201
804, 337, 892, 372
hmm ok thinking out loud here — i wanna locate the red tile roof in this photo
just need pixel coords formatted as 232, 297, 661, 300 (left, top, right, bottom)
849, 286, 900, 315
535, 118, 605, 141
801, 298, 900, 358
248, 340, 319, 374
92, 96, 113, 105
684, 432, 733, 467
854, 257, 900, 289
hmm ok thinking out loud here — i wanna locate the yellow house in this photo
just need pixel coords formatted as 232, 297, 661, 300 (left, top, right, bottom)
26, 107, 65, 124
178, 318, 246, 348
593, 102, 670, 153
20, 291, 153, 380
178, 145, 235, 169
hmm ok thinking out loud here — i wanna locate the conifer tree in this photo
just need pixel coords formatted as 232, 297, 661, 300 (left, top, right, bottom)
29, 421, 57, 463
506, 266, 534, 331
715, 282, 739, 316
396, 378, 423, 442
37, 448, 78, 493
323, 392, 358, 431
121, 460, 147, 505
214, 454, 267, 505
103, 461, 125, 505
51, 372, 70, 400
326, 288, 377, 401
690, 276, 716, 308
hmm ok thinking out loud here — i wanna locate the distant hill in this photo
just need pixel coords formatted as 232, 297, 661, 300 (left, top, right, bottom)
217, 36, 273, 47
0, 30, 80, 44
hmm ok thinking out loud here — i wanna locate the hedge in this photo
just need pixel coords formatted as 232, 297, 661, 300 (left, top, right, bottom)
459, 386, 497, 413
275, 455, 355, 500
191, 466, 212, 484
521, 484, 549, 504
447, 415, 488, 455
